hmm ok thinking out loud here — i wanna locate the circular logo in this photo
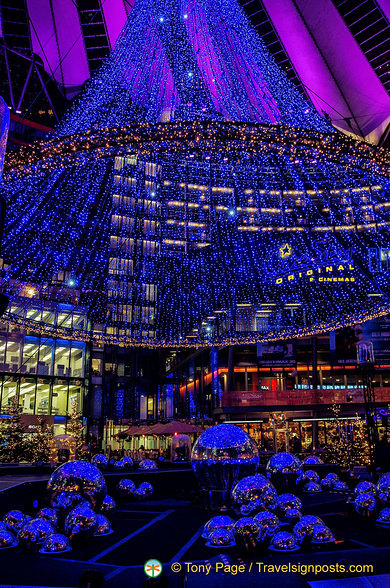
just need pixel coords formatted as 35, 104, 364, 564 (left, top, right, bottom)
144, 559, 162, 578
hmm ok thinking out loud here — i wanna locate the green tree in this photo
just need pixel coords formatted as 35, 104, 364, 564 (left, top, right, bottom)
326, 403, 371, 469
0, 398, 31, 462
67, 401, 88, 460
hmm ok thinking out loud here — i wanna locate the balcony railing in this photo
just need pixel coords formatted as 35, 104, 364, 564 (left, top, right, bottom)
222, 387, 390, 408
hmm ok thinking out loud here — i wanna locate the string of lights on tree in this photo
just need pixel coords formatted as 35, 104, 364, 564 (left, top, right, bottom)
1, 0, 390, 348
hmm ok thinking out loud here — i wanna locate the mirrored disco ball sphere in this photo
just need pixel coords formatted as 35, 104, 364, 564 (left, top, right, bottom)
232, 474, 277, 513
202, 515, 235, 539
122, 456, 133, 469
114, 459, 125, 471
37, 508, 58, 528
312, 524, 335, 544
324, 473, 339, 487
139, 459, 158, 470
377, 508, 390, 524
39, 533, 71, 554
47, 460, 107, 511
2, 510, 27, 533
116, 479, 136, 498
377, 473, 390, 503
270, 531, 297, 551
333, 481, 349, 492
284, 508, 302, 525
134, 487, 147, 501
50, 491, 88, 521
355, 481, 376, 497
0, 529, 18, 549
209, 528, 234, 547
354, 492, 376, 515
293, 516, 324, 545
254, 511, 280, 540
191, 424, 259, 492
303, 482, 322, 493
301, 470, 320, 483
91, 454, 109, 470
95, 514, 113, 536
277, 493, 302, 516
266, 453, 301, 475
233, 517, 260, 552
0, 522, 6, 532
100, 494, 116, 514
138, 482, 153, 497
303, 455, 323, 465
320, 477, 332, 490
18, 519, 55, 550
64, 505, 98, 541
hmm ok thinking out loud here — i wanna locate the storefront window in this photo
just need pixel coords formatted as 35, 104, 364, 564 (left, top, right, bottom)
36, 379, 50, 415
68, 383, 82, 412
38, 341, 54, 376
54, 341, 71, 377
1, 379, 18, 410
52, 381, 68, 415
19, 377, 36, 414
70, 343, 85, 377
5, 335, 22, 372
22, 337, 39, 375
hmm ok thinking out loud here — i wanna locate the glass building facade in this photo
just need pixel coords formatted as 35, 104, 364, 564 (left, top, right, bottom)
0, 302, 88, 422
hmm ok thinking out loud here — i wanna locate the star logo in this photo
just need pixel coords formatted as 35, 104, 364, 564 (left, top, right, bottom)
280, 243, 292, 258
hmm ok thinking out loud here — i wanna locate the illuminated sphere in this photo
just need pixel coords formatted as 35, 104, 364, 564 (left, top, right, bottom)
0, 522, 6, 532
320, 477, 332, 490
2, 510, 27, 533
270, 531, 297, 551
64, 505, 98, 541
100, 494, 116, 514
354, 493, 376, 515
303, 481, 322, 493
0, 530, 18, 549
95, 514, 113, 536
114, 459, 126, 471
18, 519, 55, 550
333, 481, 349, 492
50, 491, 88, 521
300, 469, 320, 483
191, 424, 259, 492
138, 482, 153, 497
134, 487, 147, 501
208, 528, 234, 547
232, 474, 277, 513
202, 515, 235, 539
233, 517, 260, 552
139, 459, 158, 470
377, 508, 390, 525
303, 455, 323, 465
293, 517, 323, 545
40, 533, 71, 554
377, 473, 390, 503
254, 511, 280, 540
277, 493, 302, 516
91, 454, 109, 470
116, 479, 136, 498
37, 508, 58, 528
284, 508, 302, 525
47, 460, 107, 511
266, 453, 301, 475
355, 481, 376, 497
312, 524, 335, 544
122, 456, 134, 469
324, 473, 339, 487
